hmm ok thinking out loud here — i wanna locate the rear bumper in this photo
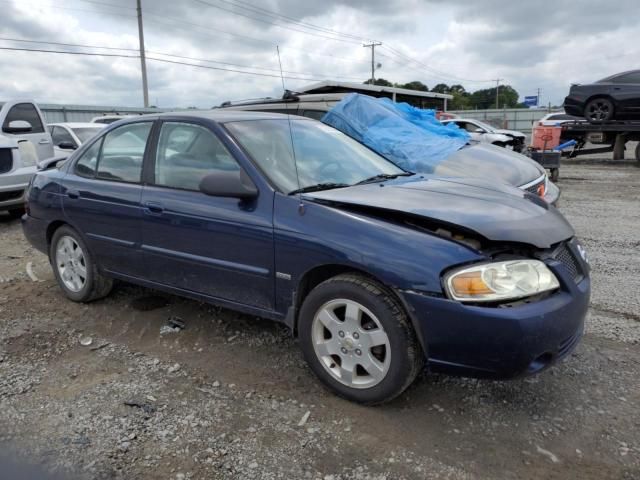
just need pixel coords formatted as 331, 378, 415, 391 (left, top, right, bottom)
563, 97, 584, 117
401, 266, 590, 379
21, 213, 49, 255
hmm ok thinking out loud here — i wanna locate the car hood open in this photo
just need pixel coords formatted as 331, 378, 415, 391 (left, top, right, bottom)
305, 176, 573, 249
434, 143, 544, 187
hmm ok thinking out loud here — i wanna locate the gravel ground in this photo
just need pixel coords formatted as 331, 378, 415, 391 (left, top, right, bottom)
1, 159, 639, 479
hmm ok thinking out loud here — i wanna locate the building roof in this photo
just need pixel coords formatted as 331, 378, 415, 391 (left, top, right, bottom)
298, 81, 453, 100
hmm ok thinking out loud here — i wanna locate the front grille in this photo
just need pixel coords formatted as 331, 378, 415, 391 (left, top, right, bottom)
0, 148, 12, 174
552, 243, 583, 283
524, 179, 544, 195
0, 189, 23, 202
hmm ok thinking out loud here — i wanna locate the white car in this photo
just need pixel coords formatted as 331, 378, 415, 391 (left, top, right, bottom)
535, 112, 584, 127
48, 122, 106, 156
441, 118, 526, 152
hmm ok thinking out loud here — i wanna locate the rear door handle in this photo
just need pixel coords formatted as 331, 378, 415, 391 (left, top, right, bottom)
67, 189, 79, 199
143, 201, 164, 215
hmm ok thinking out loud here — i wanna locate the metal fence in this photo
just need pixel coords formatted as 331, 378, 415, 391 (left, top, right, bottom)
448, 108, 559, 133
37, 104, 174, 123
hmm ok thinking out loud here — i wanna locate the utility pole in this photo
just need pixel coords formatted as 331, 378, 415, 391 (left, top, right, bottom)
494, 78, 504, 109
136, 0, 149, 107
536, 87, 542, 107
363, 42, 382, 84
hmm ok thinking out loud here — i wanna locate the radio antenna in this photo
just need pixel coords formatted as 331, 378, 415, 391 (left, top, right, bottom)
276, 45, 302, 201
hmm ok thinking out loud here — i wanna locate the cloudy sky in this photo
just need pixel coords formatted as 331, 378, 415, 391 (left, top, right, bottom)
0, 0, 638, 109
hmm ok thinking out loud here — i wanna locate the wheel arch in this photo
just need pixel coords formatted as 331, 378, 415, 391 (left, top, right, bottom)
288, 263, 428, 354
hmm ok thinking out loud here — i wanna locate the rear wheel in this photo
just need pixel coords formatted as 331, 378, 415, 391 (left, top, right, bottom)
550, 168, 560, 182
298, 273, 423, 405
584, 97, 614, 122
50, 225, 113, 302
635, 142, 640, 164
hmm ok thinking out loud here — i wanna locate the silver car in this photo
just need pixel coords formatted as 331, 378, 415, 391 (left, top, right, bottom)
0, 135, 38, 216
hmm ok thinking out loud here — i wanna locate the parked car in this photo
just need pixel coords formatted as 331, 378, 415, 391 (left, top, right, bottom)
535, 112, 584, 127
49, 123, 106, 156
22, 111, 590, 404
221, 93, 558, 204
563, 70, 640, 122
441, 118, 527, 152
0, 100, 53, 215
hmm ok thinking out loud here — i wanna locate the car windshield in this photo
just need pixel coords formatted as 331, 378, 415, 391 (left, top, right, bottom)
72, 127, 104, 144
471, 120, 497, 132
225, 119, 405, 193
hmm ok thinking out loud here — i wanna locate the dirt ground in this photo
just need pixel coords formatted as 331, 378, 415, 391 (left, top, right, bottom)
1, 159, 639, 480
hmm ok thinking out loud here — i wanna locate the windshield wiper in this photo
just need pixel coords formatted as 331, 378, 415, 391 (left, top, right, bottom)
288, 182, 350, 195
354, 172, 413, 185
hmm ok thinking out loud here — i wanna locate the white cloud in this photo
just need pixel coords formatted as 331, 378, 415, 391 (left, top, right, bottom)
0, 0, 638, 108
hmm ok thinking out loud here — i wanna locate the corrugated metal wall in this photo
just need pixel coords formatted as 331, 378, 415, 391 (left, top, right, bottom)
38, 104, 175, 123
447, 108, 558, 133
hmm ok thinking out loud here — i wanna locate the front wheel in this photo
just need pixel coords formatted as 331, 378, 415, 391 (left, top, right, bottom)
298, 274, 423, 405
50, 225, 113, 302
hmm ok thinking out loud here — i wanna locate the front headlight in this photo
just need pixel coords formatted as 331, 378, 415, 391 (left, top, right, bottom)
444, 259, 560, 303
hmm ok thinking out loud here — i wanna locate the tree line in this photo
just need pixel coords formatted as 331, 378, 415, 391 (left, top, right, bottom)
364, 78, 528, 110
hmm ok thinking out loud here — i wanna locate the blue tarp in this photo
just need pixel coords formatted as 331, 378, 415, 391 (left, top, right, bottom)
321, 93, 470, 173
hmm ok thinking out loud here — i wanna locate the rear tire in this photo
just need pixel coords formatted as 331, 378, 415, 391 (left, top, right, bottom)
550, 168, 560, 182
635, 143, 640, 164
584, 97, 614, 122
50, 225, 113, 302
298, 273, 423, 405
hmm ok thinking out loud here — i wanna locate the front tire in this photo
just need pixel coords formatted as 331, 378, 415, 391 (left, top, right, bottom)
298, 273, 423, 405
50, 225, 113, 302
584, 97, 614, 122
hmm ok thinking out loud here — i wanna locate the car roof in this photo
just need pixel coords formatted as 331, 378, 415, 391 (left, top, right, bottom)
49, 122, 106, 128
597, 69, 640, 82
142, 110, 306, 123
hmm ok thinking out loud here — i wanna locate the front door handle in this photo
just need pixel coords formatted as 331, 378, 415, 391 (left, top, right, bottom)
143, 201, 164, 215
67, 189, 79, 199
39, 139, 51, 144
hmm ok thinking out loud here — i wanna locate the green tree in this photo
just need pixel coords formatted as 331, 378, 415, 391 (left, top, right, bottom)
397, 81, 429, 91
469, 85, 520, 109
363, 78, 394, 87
431, 83, 450, 94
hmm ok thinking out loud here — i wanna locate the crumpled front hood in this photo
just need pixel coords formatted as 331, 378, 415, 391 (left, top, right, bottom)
434, 143, 544, 187
306, 176, 574, 249
493, 128, 525, 137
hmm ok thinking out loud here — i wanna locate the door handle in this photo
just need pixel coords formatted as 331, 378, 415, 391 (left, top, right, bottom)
67, 189, 79, 199
38, 139, 50, 144
143, 201, 164, 215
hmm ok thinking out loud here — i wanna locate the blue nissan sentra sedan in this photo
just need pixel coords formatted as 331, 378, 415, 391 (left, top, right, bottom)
22, 111, 590, 404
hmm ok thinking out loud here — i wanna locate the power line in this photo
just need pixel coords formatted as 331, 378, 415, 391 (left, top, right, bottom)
190, 0, 363, 45
0, 45, 335, 81
0, 37, 365, 81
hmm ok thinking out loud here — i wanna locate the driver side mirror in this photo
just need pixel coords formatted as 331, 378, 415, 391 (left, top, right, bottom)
58, 141, 77, 150
199, 169, 258, 199
4, 120, 33, 133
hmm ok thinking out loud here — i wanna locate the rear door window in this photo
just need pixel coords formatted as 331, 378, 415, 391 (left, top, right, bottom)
612, 72, 640, 84
154, 122, 240, 191
96, 122, 152, 183
3, 103, 45, 133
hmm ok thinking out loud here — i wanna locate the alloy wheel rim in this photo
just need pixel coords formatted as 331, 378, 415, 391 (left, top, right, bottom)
56, 236, 87, 292
588, 101, 610, 121
311, 298, 391, 389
